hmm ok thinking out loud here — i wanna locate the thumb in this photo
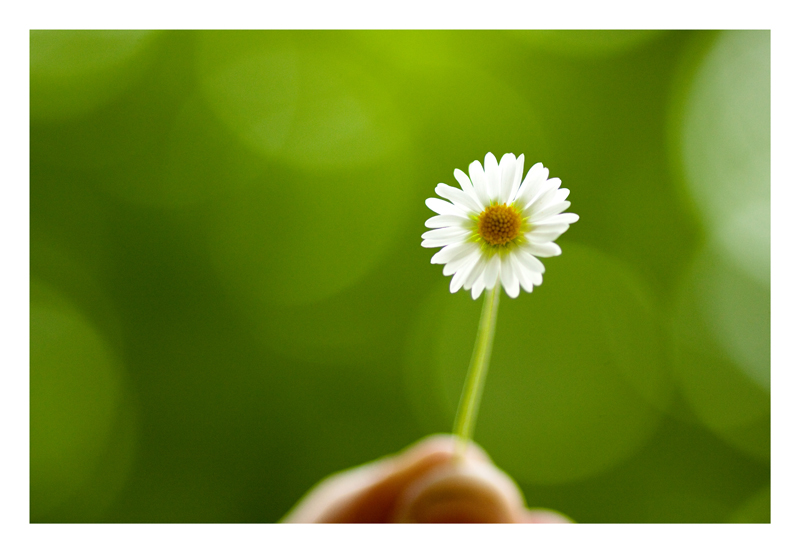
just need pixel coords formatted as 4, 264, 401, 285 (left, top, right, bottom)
391, 455, 526, 523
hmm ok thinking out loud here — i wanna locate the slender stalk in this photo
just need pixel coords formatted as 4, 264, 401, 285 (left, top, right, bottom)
452, 284, 501, 459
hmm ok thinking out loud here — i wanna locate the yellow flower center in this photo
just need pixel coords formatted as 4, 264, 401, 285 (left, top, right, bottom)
477, 204, 522, 246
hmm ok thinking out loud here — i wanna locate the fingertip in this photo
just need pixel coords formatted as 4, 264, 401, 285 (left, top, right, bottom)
397, 434, 492, 466
519, 508, 575, 524
391, 458, 525, 523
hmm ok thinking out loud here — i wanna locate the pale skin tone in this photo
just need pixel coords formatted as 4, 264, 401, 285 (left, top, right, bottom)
282, 434, 572, 523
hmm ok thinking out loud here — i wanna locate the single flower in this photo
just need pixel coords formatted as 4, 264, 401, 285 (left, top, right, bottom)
422, 153, 578, 299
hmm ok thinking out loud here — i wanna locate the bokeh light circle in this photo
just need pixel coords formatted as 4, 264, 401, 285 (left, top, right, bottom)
405, 243, 669, 485
670, 31, 770, 458
201, 36, 417, 305
208, 159, 416, 306
30, 280, 132, 518
511, 30, 665, 58
30, 30, 159, 121
671, 245, 769, 461
92, 93, 264, 209
728, 485, 770, 523
200, 46, 300, 159
199, 36, 409, 169
680, 30, 769, 288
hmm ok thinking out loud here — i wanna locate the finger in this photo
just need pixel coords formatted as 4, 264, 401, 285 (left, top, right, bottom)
391, 456, 527, 523
518, 508, 574, 524
282, 434, 489, 523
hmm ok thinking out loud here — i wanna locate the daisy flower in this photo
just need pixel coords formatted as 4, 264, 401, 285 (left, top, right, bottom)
422, 152, 578, 299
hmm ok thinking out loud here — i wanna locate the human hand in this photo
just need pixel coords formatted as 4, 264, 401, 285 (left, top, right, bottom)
281, 434, 572, 523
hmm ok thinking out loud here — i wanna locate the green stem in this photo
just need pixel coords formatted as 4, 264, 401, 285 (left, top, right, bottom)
452, 284, 501, 459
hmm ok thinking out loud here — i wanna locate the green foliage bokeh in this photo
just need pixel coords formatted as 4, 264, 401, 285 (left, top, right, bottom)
30, 30, 769, 523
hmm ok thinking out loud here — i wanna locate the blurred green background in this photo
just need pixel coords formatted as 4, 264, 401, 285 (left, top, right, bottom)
30, 30, 769, 523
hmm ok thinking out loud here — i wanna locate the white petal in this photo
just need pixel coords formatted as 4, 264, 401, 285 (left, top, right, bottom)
450, 252, 482, 293
514, 251, 544, 287
464, 256, 488, 290
422, 238, 465, 248
533, 200, 571, 220
500, 255, 520, 298
454, 168, 482, 206
432, 241, 476, 264
520, 241, 561, 257
471, 275, 486, 299
545, 177, 562, 191
499, 153, 517, 204
516, 251, 546, 274
467, 270, 483, 291
524, 232, 561, 243
426, 197, 466, 216
524, 180, 561, 214
534, 187, 569, 209
509, 154, 524, 205
510, 252, 533, 293
435, 183, 482, 213
443, 249, 477, 275
483, 254, 501, 289
454, 168, 473, 193
526, 226, 568, 242
424, 214, 472, 229
483, 152, 500, 202
537, 212, 579, 226
514, 163, 548, 207
436, 183, 483, 214
421, 227, 472, 241
468, 160, 491, 207
531, 222, 570, 233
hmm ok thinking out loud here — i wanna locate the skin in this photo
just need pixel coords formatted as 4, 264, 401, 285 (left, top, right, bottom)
281, 434, 572, 524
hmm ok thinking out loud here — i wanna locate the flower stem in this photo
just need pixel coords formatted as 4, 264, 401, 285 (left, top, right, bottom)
452, 284, 501, 459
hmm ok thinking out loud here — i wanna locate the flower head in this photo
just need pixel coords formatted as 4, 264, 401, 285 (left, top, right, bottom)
422, 153, 578, 299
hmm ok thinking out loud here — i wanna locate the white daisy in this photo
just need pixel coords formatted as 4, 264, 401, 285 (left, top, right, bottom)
422, 152, 578, 299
